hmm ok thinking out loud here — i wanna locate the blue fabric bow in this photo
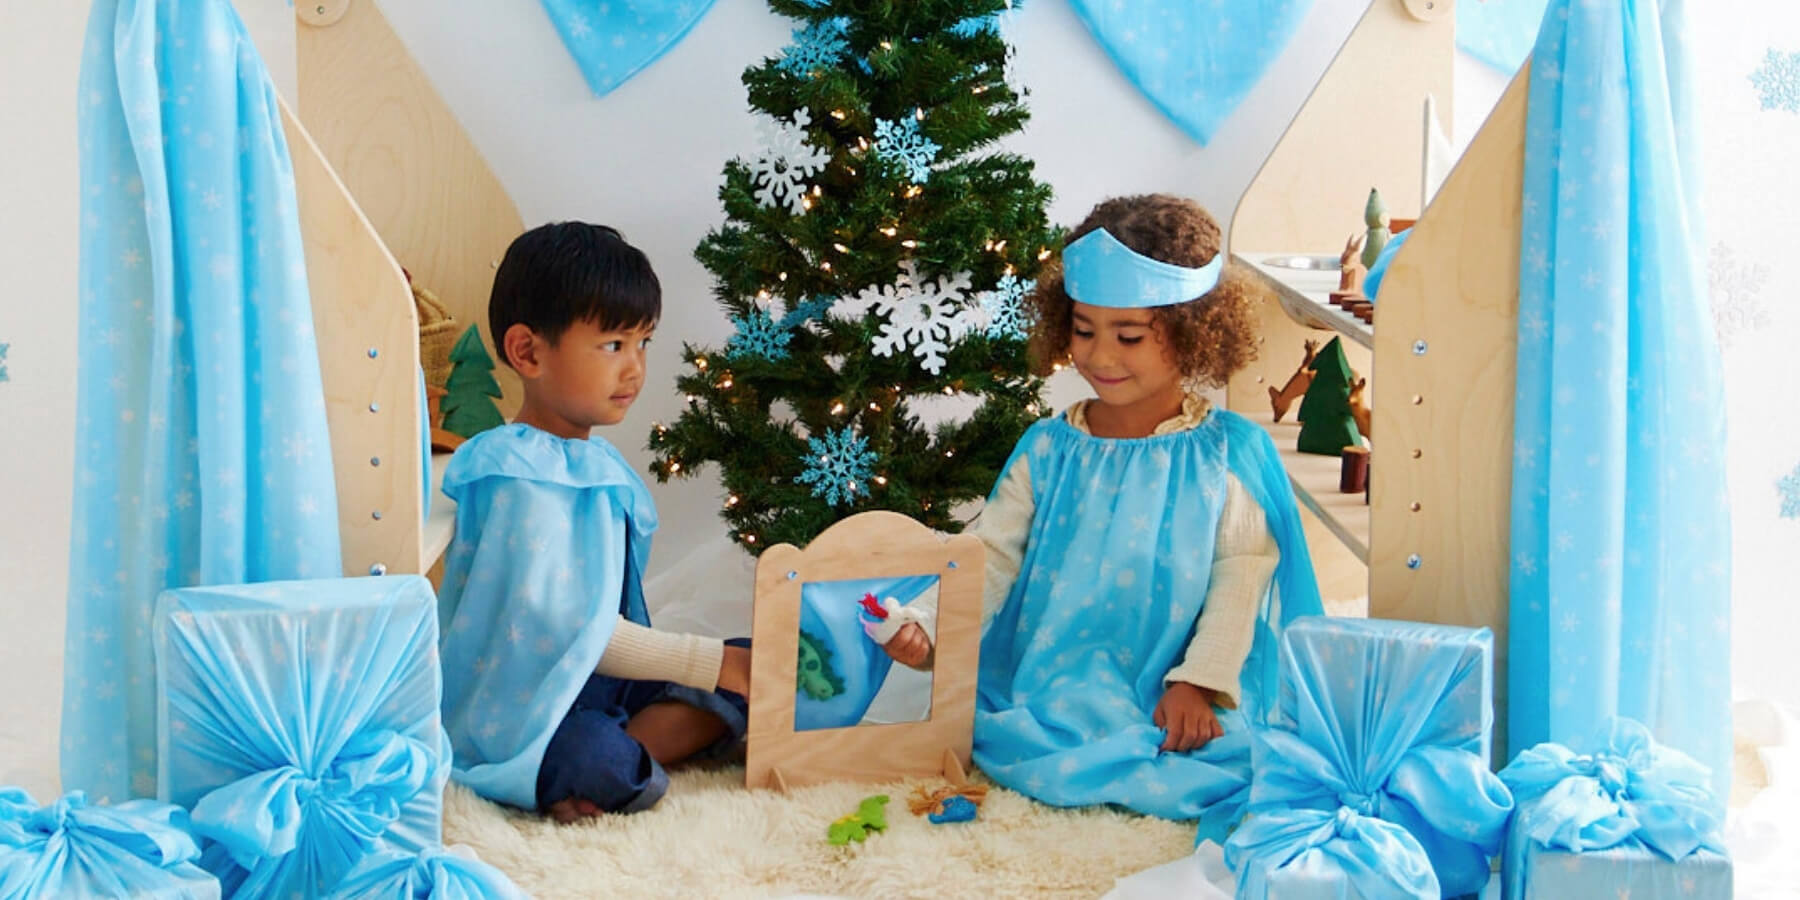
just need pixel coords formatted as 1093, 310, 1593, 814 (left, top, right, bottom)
1500, 717, 1725, 866
191, 730, 433, 874
1226, 803, 1438, 899
326, 846, 526, 900
1227, 618, 1513, 897
0, 788, 215, 900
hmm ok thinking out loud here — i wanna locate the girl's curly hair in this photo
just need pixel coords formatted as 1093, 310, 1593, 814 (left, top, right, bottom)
1027, 194, 1260, 386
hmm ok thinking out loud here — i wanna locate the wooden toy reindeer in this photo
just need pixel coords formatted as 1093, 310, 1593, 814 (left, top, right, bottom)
1269, 339, 1320, 423
1348, 375, 1372, 440
1337, 232, 1366, 294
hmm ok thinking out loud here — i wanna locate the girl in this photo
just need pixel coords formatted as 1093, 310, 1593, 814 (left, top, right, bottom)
888, 194, 1321, 843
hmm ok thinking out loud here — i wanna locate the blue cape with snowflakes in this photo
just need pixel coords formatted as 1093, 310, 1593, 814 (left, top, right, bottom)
436, 425, 657, 811
795, 574, 938, 731
974, 409, 1321, 844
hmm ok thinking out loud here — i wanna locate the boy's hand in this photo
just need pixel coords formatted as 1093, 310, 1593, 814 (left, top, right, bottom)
718, 644, 752, 696
883, 623, 932, 668
1154, 682, 1223, 753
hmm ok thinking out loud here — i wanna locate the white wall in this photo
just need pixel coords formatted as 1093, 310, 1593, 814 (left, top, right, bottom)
0, 0, 1512, 797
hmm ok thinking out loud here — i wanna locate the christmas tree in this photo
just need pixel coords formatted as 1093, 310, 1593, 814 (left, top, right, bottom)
1296, 336, 1364, 455
649, 0, 1056, 552
441, 325, 505, 439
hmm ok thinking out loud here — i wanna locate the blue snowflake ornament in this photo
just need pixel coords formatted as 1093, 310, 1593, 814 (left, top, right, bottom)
874, 116, 941, 184
949, 15, 997, 38
778, 17, 851, 77
725, 308, 792, 361
1778, 461, 1800, 519
797, 427, 877, 507
1751, 49, 1800, 113
778, 295, 835, 330
978, 273, 1033, 340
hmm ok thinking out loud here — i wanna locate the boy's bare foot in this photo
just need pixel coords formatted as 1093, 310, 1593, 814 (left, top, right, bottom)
546, 797, 602, 824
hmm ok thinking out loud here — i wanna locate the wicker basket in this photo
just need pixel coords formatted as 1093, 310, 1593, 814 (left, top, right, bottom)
415, 284, 458, 391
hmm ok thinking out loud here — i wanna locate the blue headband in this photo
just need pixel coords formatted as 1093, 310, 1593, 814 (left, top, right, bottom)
1061, 227, 1224, 308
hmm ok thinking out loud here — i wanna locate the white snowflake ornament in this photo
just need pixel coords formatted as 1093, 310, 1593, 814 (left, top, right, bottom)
749, 108, 831, 215
833, 261, 974, 374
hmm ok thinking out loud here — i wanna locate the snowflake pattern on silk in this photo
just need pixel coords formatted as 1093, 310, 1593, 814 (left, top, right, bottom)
750, 108, 831, 215
873, 116, 940, 184
833, 261, 974, 375
725, 308, 792, 361
1779, 462, 1800, 520
975, 273, 1034, 340
777, 16, 851, 77
797, 427, 877, 506
1750, 48, 1800, 113
1709, 243, 1771, 349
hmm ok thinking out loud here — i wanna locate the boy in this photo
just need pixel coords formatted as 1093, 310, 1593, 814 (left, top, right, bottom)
437, 222, 752, 823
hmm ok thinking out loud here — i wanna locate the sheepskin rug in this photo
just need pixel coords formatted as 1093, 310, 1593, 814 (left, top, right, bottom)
442, 765, 1195, 899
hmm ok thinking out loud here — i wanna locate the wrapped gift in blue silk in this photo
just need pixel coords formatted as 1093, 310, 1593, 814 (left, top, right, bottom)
325, 846, 526, 900
1500, 718, 1732, 900
1225, 617, 1512, 899
794, 574, 938, 732
153, 577, 451, 898
0, 789, 219, 899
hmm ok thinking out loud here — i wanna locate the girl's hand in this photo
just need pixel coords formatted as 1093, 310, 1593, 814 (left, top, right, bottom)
883, 623, 932, 668
1154, 682, 1223, 753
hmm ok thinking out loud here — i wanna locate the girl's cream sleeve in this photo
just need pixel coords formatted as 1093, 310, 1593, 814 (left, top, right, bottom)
906, 452, 1035, 661
1162, 475, 1279, 708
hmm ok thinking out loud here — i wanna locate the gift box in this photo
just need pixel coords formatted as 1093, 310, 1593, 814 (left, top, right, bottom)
154, 576, 451, 898
325, 845, 527, 899
0, 788, 220, 899
1501, 718, 1733, 899
1225, 617, 1510, 899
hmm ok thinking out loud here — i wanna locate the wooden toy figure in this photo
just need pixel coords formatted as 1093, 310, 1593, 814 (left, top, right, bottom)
1361, 188, 1391, 270
1330, 233, 1366, 306
1348, 375, 1372, 440
1296, 337, 1364, 455
1269, 339, 1320, 423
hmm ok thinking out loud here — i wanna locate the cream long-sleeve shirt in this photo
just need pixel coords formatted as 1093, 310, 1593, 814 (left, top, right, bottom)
911, 394, 1279, 708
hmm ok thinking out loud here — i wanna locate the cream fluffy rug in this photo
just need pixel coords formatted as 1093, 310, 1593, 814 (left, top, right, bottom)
442, 766, 1194, 899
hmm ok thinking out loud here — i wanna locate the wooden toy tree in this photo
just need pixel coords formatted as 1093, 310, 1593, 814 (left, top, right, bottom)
1296, 336, 1364, 455
440, 325, 505, 439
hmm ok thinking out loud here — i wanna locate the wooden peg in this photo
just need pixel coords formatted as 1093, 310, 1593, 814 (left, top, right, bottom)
1340, 446, 1372, 494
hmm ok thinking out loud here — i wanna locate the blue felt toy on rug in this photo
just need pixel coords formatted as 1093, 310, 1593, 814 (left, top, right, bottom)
794, 575, 938, 732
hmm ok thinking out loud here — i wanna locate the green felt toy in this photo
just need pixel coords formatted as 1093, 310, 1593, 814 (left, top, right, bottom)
827, 795, 891, 846
796, 628, 845, 701
1295, 337, 1365, 456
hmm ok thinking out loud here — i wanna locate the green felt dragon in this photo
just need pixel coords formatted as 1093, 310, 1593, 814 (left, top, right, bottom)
796, 627, 845, 701
827, 795, 891, 846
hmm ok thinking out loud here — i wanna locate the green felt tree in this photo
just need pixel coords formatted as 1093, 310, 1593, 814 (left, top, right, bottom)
647, 0, 1057, 553
440, 325, 505, 439
1296, 336, 1364, 456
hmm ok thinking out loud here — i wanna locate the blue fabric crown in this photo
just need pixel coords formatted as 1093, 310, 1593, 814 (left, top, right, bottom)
1061, 227, 1224, 309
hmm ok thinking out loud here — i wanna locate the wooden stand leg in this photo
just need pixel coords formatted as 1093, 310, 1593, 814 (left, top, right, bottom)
769, 767, 791, 794
941, 749, 968, 786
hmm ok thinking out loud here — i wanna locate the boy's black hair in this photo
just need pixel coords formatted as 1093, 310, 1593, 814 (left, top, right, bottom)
488, 221, 661, 368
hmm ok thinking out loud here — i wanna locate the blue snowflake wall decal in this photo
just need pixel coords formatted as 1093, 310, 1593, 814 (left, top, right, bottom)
0, 342, 9, 382
874, 116, 941, 184
978, 273, 1034, 340
1750, 48, 1800, 113
1778, 462, 1800, 519
726, 309, 792, 361
778, 17, 851, 77
798, 427, 876, 507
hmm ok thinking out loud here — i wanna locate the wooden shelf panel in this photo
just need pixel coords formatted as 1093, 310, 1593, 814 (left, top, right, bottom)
1241, 408, 1370, 564
1237, 253, 1374, 350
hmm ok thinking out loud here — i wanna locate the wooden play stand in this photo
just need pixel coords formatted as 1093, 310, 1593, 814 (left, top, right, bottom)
1225, 0, 1529, 750
745, 512, 983, 792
